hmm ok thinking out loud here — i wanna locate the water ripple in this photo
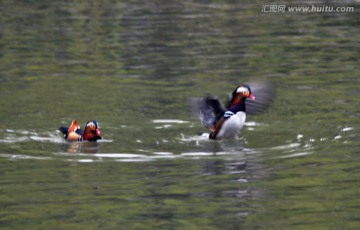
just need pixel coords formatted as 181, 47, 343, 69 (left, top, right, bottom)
0, 129, 65, 144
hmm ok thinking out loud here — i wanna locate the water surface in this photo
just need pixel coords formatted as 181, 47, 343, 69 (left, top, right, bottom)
1, 0, 359, 229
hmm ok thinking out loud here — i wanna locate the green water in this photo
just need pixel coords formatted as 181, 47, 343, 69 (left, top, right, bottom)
1, 0, 359, 229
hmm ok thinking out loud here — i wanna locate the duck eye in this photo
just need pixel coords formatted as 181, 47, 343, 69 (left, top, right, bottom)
236, 86, 248, 94
237, 87, 249, 97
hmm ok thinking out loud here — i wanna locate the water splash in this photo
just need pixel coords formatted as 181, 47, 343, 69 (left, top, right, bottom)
178, 133, 210, 143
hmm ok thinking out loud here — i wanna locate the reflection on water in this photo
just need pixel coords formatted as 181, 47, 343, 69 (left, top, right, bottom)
64, 142, 101, 154
1, 0, 360, 229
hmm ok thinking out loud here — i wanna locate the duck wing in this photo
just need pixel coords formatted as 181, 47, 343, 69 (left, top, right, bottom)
223, 82, 275, 115
246, 81, 275, 115
189, 95, 226, 129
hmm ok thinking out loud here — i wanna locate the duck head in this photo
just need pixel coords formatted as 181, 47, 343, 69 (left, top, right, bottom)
230, 84, 255, 106
237, 84, 255, 100
82, 120, 102, 141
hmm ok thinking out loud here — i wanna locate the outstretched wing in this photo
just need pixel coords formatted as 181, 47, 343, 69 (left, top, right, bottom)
246, 81, 275, 115
224, 81, 275, 115
189, 95, 226, 129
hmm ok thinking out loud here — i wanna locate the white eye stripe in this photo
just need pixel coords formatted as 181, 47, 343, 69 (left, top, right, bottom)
87, 122, 95, 127
236, 87, 248, 94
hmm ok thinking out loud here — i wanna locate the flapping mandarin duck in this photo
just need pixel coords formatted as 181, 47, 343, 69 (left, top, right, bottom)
59, 120, 102, 141
191, 82, 274, 140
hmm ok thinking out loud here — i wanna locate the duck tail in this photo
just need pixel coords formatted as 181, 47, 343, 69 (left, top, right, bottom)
58, 126, 69, 135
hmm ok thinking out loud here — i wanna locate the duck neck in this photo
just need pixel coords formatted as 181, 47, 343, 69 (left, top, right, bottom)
228, 100, 246, 113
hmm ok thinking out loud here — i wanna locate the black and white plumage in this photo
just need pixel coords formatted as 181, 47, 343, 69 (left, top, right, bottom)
190, 82, 275, 140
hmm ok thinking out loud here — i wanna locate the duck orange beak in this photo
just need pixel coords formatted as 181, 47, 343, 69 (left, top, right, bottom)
249, 94, 255, 100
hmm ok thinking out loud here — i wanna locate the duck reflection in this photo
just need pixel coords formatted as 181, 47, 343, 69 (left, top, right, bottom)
193, 140, 268, 199
65, 141, 100, 154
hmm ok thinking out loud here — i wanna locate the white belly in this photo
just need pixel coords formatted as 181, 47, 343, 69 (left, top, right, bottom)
217, 112, 246, 139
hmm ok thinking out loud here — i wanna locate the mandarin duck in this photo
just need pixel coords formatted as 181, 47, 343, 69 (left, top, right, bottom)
59, 120, 102, 141
191, 82, 274, 140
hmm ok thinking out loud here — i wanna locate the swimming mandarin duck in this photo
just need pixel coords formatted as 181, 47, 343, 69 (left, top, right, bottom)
191, 82, 274, 140
59, 120, 102, 141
